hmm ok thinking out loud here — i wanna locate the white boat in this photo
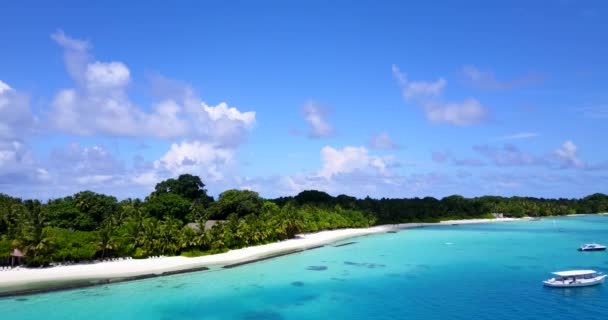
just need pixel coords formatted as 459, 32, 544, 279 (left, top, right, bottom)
578, 243, 607, 251
543, 270, 606, 287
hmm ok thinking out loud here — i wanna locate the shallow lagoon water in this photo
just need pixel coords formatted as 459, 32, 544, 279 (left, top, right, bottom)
3, 216, 608, 319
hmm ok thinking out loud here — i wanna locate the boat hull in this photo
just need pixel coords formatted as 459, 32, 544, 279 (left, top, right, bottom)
543, 275, 606, 288
578, 247, 606, 251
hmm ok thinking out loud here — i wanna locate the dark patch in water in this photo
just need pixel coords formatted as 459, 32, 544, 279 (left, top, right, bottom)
172, 283, 186, 289
344, 261, 386, 269
298, 294, 320, 302
334, 241, 357, 247
14, 298, 28, 302
330, 277, 347, 282
386, 231, 398, 233
415, 264, 432, 270
242, 310, 283, 320
291, 281, 305, 287
306, 265, 328, 271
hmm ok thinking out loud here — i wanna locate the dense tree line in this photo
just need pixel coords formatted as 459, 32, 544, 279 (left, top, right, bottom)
274, 191, 608, 223
1, 174, 607, 266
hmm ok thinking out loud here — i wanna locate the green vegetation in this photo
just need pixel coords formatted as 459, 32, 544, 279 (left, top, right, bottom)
1, 174, 607, 266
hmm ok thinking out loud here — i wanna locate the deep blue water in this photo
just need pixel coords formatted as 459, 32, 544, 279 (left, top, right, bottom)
3, 216, 608, 319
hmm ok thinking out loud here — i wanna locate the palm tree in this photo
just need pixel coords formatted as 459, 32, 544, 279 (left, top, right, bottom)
19, 201, 52, 261
98, 219, 115, 259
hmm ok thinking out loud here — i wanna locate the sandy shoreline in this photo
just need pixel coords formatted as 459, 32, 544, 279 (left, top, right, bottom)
0, 218, 519, 295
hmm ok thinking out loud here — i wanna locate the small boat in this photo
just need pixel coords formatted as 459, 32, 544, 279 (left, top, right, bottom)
578, 243, 607, 251
543, 270, 606, 287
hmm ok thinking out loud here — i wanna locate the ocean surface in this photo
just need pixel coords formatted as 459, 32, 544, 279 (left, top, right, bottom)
3, 216, 608, 320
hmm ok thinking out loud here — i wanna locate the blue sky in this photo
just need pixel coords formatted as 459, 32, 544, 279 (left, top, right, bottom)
0, 0, 607, 200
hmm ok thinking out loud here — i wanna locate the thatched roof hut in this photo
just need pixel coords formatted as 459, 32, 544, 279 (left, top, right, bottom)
10, 248, 24, 257
185, 220, 226, 232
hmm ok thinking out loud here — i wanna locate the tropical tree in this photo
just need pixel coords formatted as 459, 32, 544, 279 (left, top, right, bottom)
144, 193, 191, 221
210, 189, 264, 219
151, 174, 213, 204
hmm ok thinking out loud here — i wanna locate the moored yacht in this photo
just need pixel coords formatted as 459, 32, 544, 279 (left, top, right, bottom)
578, 243, 607, 251
543, 270, 606, 287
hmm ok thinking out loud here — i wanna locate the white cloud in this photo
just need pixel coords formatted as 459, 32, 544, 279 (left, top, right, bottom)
0, 80, 35, 140
50, 30, 91, 84
0, 80, 46, 187
76, 175, 114, 185
0, 140, 48, 185
391, 64, 446, 99
423, 98, 487, 126
319, 146, 388, 179
0, 141, 31, 169
0, 80, 11, 93
501, 132, 540, 140
554, 140, 585, 168
50, 143, 125, 178
203, 102, 255, 127
50, 30, 89, 52
369, 132, 399, 150
302, 101, 334, 138
85, 61, 130, 90
48, 31, 255, 146
474, 144, 541, 166
132, 140, 236, 186
392, 64, 487, 126
462, 65, 543, 90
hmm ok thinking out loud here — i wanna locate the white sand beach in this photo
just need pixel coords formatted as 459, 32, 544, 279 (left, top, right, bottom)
0, 218, 518, 294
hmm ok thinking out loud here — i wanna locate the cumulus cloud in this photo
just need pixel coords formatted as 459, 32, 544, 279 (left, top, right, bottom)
554, 140, 585, 169
0, 140, 48, 186
422, 98, 487, 126
391, 65, 446, 99
0, 80, 10, 92
85, 61, 130, 90
431, 150, 485, 167
50, 30, 90, 83
0, 80, 35, 140
319, 146, 388, 179
48, 31, 255, 146
302, 101, 334, 138
462, 65, 543, 90
49, 143, 125, 183
0, 80, 44, 187
474, 144, 542, 166
392, 64, 487, 126
368, 132, 400, 150
132, 140, 237, 192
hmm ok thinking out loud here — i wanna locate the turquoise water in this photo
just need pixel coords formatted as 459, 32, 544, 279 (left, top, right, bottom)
3, 216, 608, 319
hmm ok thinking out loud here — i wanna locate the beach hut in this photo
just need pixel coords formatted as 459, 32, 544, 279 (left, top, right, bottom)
10, 248, 25, 267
